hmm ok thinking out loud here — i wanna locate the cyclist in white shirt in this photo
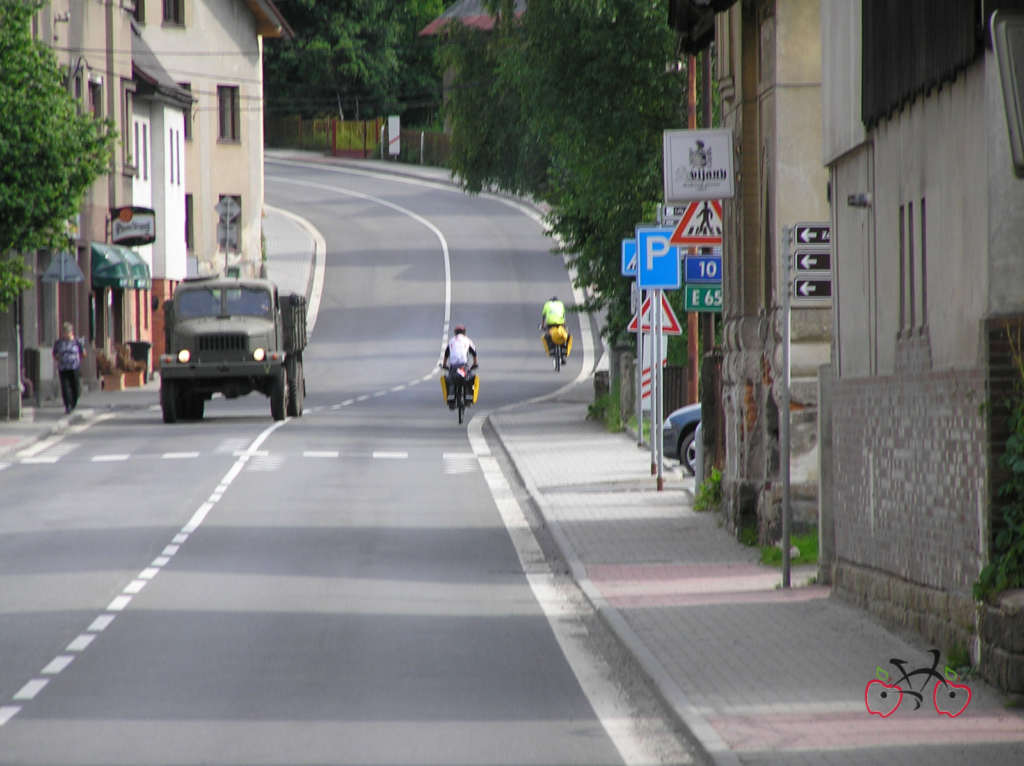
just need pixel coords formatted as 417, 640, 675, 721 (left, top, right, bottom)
441, 325, 478, 407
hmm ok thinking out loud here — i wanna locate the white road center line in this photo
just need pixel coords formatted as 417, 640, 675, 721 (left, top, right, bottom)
66, 634, 95, 652
123, 580, 147, 595
92, 454, 130, 462
13, 680, 47, 701
303, 450, 339, 458
41, 656, 74, 675
107, 595, 132, 612
0, 706, 21, 726
162, 451, 199, 459
88, 615, 115, 632
372, 451, 407, 459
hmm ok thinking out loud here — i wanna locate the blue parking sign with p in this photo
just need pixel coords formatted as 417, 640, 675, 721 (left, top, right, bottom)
621, 239, 637, 276
636, 226, 680, 289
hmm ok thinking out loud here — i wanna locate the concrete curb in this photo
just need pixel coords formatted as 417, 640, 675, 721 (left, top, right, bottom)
487, 412, 740, 766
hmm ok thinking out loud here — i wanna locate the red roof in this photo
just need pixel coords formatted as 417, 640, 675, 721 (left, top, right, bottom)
419, 0, 526, 37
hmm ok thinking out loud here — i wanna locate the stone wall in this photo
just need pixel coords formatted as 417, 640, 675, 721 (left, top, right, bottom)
830, 360, 986, 651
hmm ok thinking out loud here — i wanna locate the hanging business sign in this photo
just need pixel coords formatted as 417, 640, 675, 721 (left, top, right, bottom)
110, 206, 156, 246
663, 128, 735, 202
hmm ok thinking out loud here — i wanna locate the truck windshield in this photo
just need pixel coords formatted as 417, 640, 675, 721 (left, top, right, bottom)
175, 288, 221, 318
225, 287, 272, 318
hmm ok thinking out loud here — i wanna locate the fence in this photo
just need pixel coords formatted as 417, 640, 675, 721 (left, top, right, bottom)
265, 115, 450, 167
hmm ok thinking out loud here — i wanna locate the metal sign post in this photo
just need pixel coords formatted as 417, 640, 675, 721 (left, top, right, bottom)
780, 226, 793, 588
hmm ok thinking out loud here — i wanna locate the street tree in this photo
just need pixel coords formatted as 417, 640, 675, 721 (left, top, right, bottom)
0, 0, 115, 310
263, 0, 445, 121
440, 0, 682, 341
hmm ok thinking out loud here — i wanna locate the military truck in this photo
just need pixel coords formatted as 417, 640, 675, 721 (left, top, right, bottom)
159, 276, 307, 422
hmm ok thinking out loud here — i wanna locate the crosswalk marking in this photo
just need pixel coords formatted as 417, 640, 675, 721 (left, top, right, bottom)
443, 452, 478, 474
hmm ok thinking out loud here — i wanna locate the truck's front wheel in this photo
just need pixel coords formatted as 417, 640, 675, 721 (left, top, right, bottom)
270, 367, 287, 421
161, 380, 179, 423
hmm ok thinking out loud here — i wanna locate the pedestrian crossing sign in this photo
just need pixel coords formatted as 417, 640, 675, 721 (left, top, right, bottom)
669, 200, 723, 247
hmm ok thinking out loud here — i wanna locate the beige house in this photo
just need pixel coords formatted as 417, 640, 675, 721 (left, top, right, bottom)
133, 0, 292, 285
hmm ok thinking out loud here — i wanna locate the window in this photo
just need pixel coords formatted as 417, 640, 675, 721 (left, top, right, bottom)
88, 80, 102, 119
217, 85, 240, 142
123, 85, 135, 168
185, 193, 194, 251
163, 0, 184, 25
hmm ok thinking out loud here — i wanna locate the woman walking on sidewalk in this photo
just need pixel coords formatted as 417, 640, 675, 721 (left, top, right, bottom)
52, 322, 86, 414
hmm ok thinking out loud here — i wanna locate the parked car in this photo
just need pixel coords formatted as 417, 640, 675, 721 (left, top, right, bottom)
663, 403, 701, 475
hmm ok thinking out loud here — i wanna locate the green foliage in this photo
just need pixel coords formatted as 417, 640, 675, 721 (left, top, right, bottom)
694, 466, 722, 511
0, 0, 115, 308
441, 0, 684, 343
976, 327, 1024, 602
759, 530, 819, 567
587, 377, 623, 432
263, 0, 445, 121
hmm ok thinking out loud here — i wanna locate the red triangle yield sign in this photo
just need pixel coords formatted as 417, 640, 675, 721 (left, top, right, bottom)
669, 200, 723, 247
627, 294, 681, 334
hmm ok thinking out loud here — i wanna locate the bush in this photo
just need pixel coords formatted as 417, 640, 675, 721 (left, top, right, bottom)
694, 466, 722, 511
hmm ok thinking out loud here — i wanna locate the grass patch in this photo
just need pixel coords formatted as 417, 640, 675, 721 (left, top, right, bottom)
694, 467, 722, 511
760, 530, 819, 567
625, 414, 651, 443
587, 378, 623, 432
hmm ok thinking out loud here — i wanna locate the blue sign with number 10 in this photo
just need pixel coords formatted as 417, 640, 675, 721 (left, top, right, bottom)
684, 253, 722, 284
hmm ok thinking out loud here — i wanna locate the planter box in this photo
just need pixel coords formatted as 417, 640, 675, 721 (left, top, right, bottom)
122, 370, 144, 388
101, 373, 125, 391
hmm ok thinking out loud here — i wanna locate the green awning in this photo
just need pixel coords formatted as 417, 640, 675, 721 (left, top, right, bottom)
91, 243, 132, 289
115, 245, 152, 289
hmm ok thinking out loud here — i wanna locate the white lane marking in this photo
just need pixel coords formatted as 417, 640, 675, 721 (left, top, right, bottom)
182, 502, 215, 534
304, 450, 339, 458
0, 463, 8, 471
5, 419, 290, 722
372, 451, 407, 460
92, 454, 130, 462
151, 556, 171, 567
67, 634, 95, 652
233, 449, 269, 458
391, 384, 406, 392
268, 174, 453, 377
88, 615, 115, 632
13, 680, 47, 701
330, 404, 342, 410
467, 416, 689, 765
341, 398, 354, 406
0, 706, 20, 726
172, 533, 188, 544
372, 391, 387, 398
162, 451, 199, 459
21, 456, 59, 464
107, 595, 132, 612
356, 394, 370, 402
407, 380, 422, 387
41, 656, 74, 675
123, 580, 147, 595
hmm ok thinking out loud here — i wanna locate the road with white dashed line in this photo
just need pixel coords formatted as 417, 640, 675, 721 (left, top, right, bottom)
0, 158, 690, 765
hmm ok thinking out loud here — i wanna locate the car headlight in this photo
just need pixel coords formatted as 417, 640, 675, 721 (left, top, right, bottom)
177, 349, 191, 363
252, 347, 266, 362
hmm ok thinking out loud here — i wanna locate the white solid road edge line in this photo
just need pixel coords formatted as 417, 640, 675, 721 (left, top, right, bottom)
466, 416, 688, 766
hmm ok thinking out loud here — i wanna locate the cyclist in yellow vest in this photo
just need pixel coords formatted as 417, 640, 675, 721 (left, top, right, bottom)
539, 295, 569, 359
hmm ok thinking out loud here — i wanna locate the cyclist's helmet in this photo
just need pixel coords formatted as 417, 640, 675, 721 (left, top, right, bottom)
550, 295, 558, 301
454, 324, 466, 335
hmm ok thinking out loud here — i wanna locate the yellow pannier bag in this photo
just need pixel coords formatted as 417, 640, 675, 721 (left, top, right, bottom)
440, 375, 448, 402
472, 374, 480, 403
549, 325, 569, 346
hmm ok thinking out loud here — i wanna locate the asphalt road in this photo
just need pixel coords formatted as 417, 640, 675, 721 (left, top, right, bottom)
0, 159, 693, 765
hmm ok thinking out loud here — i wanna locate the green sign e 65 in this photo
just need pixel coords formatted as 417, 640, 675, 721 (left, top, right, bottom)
684, 285, 722, 313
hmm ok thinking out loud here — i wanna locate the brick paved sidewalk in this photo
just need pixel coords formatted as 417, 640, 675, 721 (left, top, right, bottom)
490, 394, 1024, 766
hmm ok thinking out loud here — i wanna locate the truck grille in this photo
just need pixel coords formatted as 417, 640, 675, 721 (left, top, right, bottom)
198, 334, 247, 353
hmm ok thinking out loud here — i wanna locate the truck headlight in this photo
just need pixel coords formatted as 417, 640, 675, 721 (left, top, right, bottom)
177, 349, 191, 363
253, 347, 266, 362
